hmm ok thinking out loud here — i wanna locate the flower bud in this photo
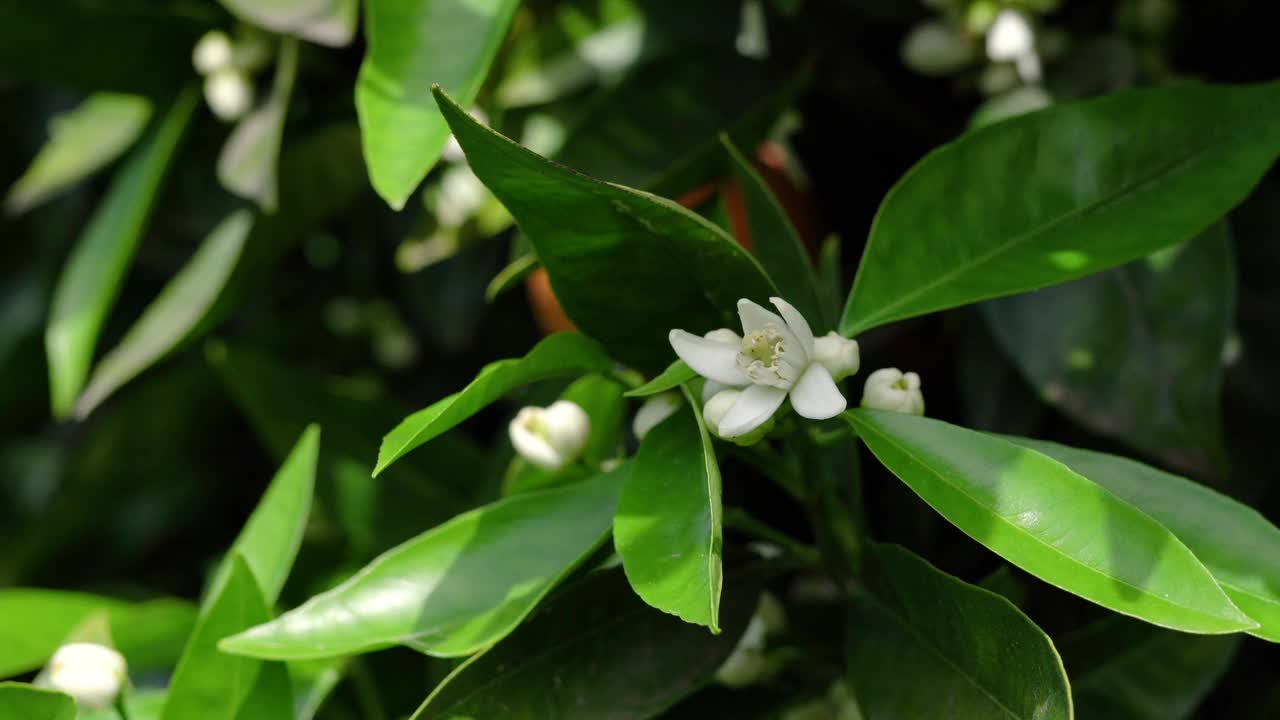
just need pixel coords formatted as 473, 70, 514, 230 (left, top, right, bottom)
43, 643, 127, 710
509, 401, 590, 470
204, 69, 253, 122
986, 10, 1035, 63
860, 368, 924, 416
192, 30, 234, 75
632, 392, 682, 441
703, 390, 774, 445
811, 332, 860, 381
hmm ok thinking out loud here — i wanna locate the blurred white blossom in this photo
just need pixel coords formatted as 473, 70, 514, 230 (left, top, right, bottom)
42, 643, 126, 710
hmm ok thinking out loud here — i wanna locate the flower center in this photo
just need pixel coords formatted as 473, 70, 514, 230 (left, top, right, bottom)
737, 328, 799, 389
518, 413, 551, 443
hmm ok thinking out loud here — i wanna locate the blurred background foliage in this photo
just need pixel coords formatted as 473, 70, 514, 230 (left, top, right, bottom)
3, 0, 1280, 716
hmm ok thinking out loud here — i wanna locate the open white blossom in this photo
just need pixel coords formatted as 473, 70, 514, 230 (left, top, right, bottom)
861, 368, 925, 415
204, 69, 253, 122
632, 392, 682, 441
670, 297, 847, 439
43, 643, 127, 710
192, 30, 234, 75
509, 401, 590, 470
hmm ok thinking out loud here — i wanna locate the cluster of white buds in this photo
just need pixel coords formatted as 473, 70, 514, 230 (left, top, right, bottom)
508, 400, 591, 471
192, 29, 270, 122
41, 643, 127, 710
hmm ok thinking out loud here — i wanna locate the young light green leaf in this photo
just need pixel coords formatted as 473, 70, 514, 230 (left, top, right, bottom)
722, 137, 825, 330
845, 409, 1256, 634
162, 555, 290, 720
842, 82, 1280, 336
434, 85, 777, 372
0, 683, 75, 720
218, 0, 357, 47
847, 544, 1071, 720
624, 360, 697, 398
485, 252, 540, 302
615, 387, 723, 630
4, 93, 151, 216
218, 38, 298, 212
76, 210, 252, 418
1008, 436, 1280, 643
413, 566, 761, 719
45, 88, 197, 419
0, 592, 195, 678
374, 332, 612, 476
220, 467, 627, 660
357, 0, 520, 209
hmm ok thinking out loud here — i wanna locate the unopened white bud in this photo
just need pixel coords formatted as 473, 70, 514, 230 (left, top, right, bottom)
204, 69, 253, 122
43, 643, 126, 710
509, 401, 590, 470
811, 332, 860, 381
861, 368, 924, 416
703, 389, 773, 445
986, 10, 1035, 63
193, 31, 234, 75
632, 393, 682, 441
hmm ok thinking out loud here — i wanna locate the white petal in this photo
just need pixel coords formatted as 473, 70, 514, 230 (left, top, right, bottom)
543, 401, 591, 459
669, 329, 749, 385
704, 328, 742, 345
632, 393, 681, 440
718, 384, 787, 438
702, 379, 733, 403
737, 299, 804, 361
770, 297, 815, 355
789, 364, 846, 420
509, 409, 565, 470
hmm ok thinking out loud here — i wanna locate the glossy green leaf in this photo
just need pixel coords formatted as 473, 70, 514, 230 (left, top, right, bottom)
436, 86, 776, 371
44, 89, 197, 419
356, 0, 520, 209
0, 683, 75, 720
624, 360, 697, 398
162, 556, 290, 720
1008, 436, 1280, 643
220, 466, 627, 660
615, 387, 722, 630
374, 332, 612, 476
75, 210, 252, 418
842, 82, 1280, 336
847, 543, 1071, 720
81, 689, 167, 720
985, 224, 1233, 475
4, 93, 151, 216
0, 592, 195, 678
845, 409, 1256, 634
723, 137, 825, 329
218, 38, 298, 212
218, 0, 357, 47
1063, 616, 1238, 720
413, 565, 761, 719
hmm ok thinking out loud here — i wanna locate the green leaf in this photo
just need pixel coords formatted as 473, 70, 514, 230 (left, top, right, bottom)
435, 85, 777, 371
615, 387, 722, 630
0, 592, 195, 678
0, 683, 75, 720
844, 409, 1256, 634
413, 565, 762, 719
624, 360, 697, 398
4, 93, 151, 215
75, 210, 253, 418
81, 689, 168, 720
218, 0, 358, 46
484, 252, 539, 302
374, 332, 612, 476
1007, 436, 1280, 643
1063, 616, 1238, 720
722, 137, 825, 330
162, 556, 290, 720
217, 425, 319, 606
44, 88, 197, 419
841, 82, 1280, 336
847, 544, 1071, 720
217, 38, 299, 212
356, 0, 520, 209
984, 223, 1233, 476
220, 466, 627, 660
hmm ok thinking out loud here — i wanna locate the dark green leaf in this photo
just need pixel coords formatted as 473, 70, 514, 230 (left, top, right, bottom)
357, 0, 520, 209
374, 332, 612, 476
435, 86, 776, 372
0, 683, 75, 720
45, 89, 197, 418
217, 38, 299, 212
845, 409, 1256, 634
218, 0, 357, 46
842, 82, 1280, 335
615, 388, 722, 630
220, 466, 627, 660
848, 544, 1071, 720
624, 360, 697, 398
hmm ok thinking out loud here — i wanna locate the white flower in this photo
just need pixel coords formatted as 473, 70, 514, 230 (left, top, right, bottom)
669, 297, 847, 439
986, 10, 1034, 62
509, 401, 590, 470
204, 69, 253, 122
192, 30, 234, 75
632, 392, 682, 441
861, 368, 925, 415
43, 643, 126, 710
